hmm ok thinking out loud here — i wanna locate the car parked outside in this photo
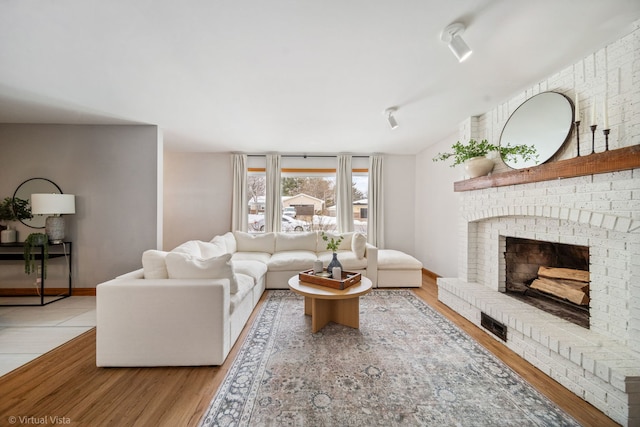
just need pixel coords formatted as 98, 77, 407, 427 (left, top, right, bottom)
250, 215, 310, 232
283, 207, 297, 217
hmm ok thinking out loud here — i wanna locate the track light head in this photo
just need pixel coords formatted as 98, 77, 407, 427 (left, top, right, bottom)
441, 22, 472, 62
384, 107, 398, 130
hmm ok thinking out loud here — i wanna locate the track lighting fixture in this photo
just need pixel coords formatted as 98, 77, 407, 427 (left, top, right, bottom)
440, 22, 472, 63
384, 107, 398, 129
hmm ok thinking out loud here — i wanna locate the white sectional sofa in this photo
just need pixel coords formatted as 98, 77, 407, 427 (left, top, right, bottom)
97, 230, 377, 367
97, 230, 423, 367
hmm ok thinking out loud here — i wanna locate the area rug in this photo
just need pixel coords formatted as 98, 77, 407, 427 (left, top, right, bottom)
200, 290, 580, 426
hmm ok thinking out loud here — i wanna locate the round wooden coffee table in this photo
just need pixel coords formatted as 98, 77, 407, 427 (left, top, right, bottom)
288, 275, 373, 333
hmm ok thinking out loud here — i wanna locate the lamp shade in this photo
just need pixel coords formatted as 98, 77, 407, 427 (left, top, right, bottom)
31, 193, 76, 215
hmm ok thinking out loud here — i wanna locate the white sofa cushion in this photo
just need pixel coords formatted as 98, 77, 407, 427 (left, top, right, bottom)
220, 232, 237, 253
232, 260, 268, 285
351, 232, 366, 259
165, 252, 239, 293
232, 252, 272, 264
317, 231, 353, 252
171, 240, 202, 256
199, 239, 227, 258
377, 249, 423, 269
142, 250, 169, 279
317, 250, 368, 270
268, 250, 318, 272
230, 274, 255, 314
275, 232, 317, 252
234, 231, 275, 253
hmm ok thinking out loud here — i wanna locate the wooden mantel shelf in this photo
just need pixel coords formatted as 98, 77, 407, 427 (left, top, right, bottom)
454, 145, 640, 192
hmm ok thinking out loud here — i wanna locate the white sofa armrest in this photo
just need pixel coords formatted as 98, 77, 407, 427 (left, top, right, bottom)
365, 243, 378, 287
97, 277, 231, 367
115, 268, 144, 280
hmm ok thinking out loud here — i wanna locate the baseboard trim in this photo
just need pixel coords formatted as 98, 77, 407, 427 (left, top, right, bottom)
422, 268, 440, 281
0, 288, 96, 296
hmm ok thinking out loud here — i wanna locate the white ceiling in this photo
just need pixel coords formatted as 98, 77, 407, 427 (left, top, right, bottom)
1, 1, 639, 155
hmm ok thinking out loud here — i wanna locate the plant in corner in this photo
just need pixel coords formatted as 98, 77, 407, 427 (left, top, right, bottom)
432, 139, 538, 178
24, 232, 49, 279
321, 232, 344, 276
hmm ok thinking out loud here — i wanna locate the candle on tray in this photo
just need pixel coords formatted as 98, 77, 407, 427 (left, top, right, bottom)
332, 267, 341, 279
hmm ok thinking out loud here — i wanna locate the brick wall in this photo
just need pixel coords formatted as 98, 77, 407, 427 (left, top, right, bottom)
465, 20, 640, 175
458, 170, 640, 348
438, 20, 640, 426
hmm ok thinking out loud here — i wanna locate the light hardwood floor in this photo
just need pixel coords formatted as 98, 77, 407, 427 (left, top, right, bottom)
0, 274, 619, 426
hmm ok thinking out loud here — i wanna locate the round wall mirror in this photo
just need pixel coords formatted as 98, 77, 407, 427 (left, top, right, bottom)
13, 178, 63, 229
500, 92, 574, 169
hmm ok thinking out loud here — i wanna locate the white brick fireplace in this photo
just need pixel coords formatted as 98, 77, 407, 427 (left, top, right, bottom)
438, 169, 640, 426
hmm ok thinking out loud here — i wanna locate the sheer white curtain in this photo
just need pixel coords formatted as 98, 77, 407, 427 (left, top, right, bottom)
231, 154, 248, 232
367, 154, 384, 248
336, 154, 353, 233
265, 154, 281, 232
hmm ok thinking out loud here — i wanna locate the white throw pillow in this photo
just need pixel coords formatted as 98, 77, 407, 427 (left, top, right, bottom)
351, 232, 367, 259
198, 239, 227, 258
316, 231, 353, 252
221, 232, 237, 253
165, 252, 239, 293
233, 231, 275, 253
142, 250, 169, 279
170, 240, 202, 257
275, 231, 317, 252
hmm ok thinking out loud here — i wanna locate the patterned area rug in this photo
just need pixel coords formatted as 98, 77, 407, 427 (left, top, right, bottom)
200, 290, 580, 426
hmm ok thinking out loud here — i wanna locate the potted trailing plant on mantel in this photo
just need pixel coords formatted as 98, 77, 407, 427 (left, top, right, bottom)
432, 139, 538, 178
24, 232, 49, 279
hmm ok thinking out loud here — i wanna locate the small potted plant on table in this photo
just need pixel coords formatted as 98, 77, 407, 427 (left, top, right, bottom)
322, 232, 343, 277
0, 197, 32, 243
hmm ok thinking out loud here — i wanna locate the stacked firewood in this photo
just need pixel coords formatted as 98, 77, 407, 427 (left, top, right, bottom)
530, 266, 590, 306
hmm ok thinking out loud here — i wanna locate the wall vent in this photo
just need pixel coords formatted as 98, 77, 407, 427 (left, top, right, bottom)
481, 312, 507, 341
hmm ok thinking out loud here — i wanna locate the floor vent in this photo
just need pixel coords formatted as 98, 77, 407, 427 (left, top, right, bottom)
481, 312, 507, 341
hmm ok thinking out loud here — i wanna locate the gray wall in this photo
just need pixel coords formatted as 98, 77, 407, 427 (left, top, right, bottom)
0, 124, 161, 288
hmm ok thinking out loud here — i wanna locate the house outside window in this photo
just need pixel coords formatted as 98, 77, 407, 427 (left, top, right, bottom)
246, 163, 368, 234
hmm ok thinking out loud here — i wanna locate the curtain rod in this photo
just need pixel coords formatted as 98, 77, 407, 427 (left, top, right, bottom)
246, 154, 371, 158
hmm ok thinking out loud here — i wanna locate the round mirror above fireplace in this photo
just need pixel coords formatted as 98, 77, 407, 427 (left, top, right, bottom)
500, 92, 574, 169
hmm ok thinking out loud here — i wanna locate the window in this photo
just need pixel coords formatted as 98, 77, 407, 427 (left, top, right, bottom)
246, 161, 368, 234
247, 171, 266, 232
282, 171, 336, 232
352, 170, 368, 233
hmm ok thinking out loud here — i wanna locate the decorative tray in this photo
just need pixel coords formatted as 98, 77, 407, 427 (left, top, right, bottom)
299, 269, 362, 290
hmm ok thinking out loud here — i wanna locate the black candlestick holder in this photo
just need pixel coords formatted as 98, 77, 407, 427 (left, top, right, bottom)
590, 124, 597, 154
603, 129, 610, 151
574, 120, 581, 156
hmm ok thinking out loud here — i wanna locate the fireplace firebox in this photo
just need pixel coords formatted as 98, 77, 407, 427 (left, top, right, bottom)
504, 237, 590, 328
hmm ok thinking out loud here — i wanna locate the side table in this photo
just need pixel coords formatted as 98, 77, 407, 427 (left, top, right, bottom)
0, 241, 72, 306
